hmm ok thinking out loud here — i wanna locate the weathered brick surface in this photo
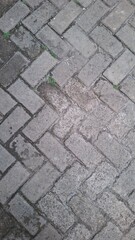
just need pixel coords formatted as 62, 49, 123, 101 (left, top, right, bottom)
0, 88, 16, 116
34, 224, 61, 240
0, 145, 15, 173
64, 224, 92, 240
121, 75, 135, 102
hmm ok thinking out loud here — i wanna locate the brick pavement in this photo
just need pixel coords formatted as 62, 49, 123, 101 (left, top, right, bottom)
0, 0, 135, 239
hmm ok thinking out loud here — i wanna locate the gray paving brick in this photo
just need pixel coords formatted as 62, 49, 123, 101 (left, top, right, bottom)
38, 193, 75, 233
53, 104, 85, 139
0, 32, 17, 63
102, 0, 134, 32
64, 224, 92, 240
0, 206, 16, 239
69, 193, 105, 234
121, 75, 135, 102
98, 191, 135, 231
0, 162, 29, 204
78, 51, 112, 87
0, 145, 15, 173
130, 14, 135, 28
0, 88, 16, 116
122, 227, 135, 240
104, 50, 135, 84
10, 134, 45, 171
22, 162, 60, 203
23, 1, 56, 34
94, 79, 128, 112
122, 129, 135, 157
37, 25, 70, 59
95, 132, 131, 171
38, 82, 70, 113
65, 78, 98, 112
81, 162, 118, 200
92, 222, 122, 240
52, 162, 89, 203
0, 1, 30, 32
23, 105, 58, 142
102, 0, 120, 7
21, 51, 58, 87
65, 133, 104, 170
3, 228, 30, 240
34, 224, 61, 240
64, 25, 97, 58
79, 102, 114, 141
8, 79, 44, 114
0, 106, 30, 143
11, 26, 41, 59
24, 0, 44, 8
49, 1, 82, 35
52, 51, 86, 87
128, 190, 135, 212
50, 0, 69, 9
9, 194, 46, 235
77, 0, 109, 33
90, 25, 123, 58
109, 102, 135, 138
0, 52, 29, 87
37, 132, 75, 172
77, 0, 93, 7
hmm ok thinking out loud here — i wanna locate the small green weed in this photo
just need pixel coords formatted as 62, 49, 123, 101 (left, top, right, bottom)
113, 84, 121, 90
47, 76, 56, 86
41, 45, 48, 51
3, 32, 10, 40
49, 50, 57, 59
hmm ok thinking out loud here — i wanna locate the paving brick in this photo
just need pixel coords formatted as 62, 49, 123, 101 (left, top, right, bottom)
90, 25, 123, 58
53, 104, 85, 139
122, 227, 135, 240
69, 193, 105, 234
98, 191, 135, 231
0, 145, 15, 173
22, 162, 60, 203
0, 0, 18, 18
38, 82, 70, 113
0, 162, 29, 204
3, 227, 30, 240
11, 26, 41, 59
8, 79, 44, 114
64, 223, 92, 240
52, 51, 86, 87
37, 132, 75, 172
104, 50, 135, 84
79, 102, 114, 141
49, 1, 82, 35
81, 162, 118, 200
130, 14, 135, 28
21, 51, 58, 87
23, 105, 58, 142
52, 162, 89, 203
37, 25, 70, 59
102, 0, 134, 32
9, 194, 46, 235
77, 0, 93, 7
34, 224, 61, 240
50, 0, 69, 9
92, 222, 122, 240
94, 79, 128, 112
24, 0, 44, 8
65, 133, 104, 170
95, 132, 131, 171
0, 32, 16, 63
23, 1, 56, 34
10, 134, 45, 171
109, 102, 135, 138
64, 25, 97, 58
38, 192, 75, 233
102, 0, 120, 6
122, 129, 135, 157
0, 106, 30, 143
0, 52, 29, 87
78, 51, 112, 87
0, 88, 16, 116
121, 75, 135, 102
77, 0, 109, 33
128, 190, 135, 212
65, 78, 98, 112
0, 1, 30, 32
0, 206, 16, 238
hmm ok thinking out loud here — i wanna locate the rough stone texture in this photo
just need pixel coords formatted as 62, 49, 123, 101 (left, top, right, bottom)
9, 194, 46, 235
0, 1, 30, 32
0, 145, 15, 173
21, 51, 58, 87
0, 162, 29, 204
3, 227, 30, 240
24, 0, 44, 9
34, 224, 61, 240
98, 191, 135, 232
122, 129, 135, 157
77, 0, 93, 7
95, 131, 131, 171
50, 0, 69, 9
121, 75, 135, 102
102, 0, 134, 32
0, 52, 29, 87
78, 51, 112, 87
23, 105, 58, 142
102, 0, 120, 7
0, 32, 16, 63
37, 132, 75, 172
122, 227, 135, 240
38, 192, 75, 233
22, 162, 60, 203
0, 106, 30, 143
8, 78, 44, 114
104, 50, 135, 84
0, 206, 16, 239
64, 223, 92, 240
0, 88, 16, 116
49, 1, 82, 35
